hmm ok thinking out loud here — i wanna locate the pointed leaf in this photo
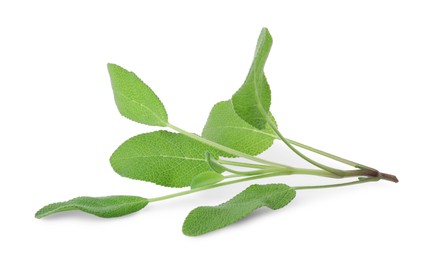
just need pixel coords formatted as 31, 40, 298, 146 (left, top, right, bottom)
202, 100, 277, 156
107, 63, 168, 126
35, 195, 148, 219
110, 130, 221, 187
182, 184, 296, 236
190, 171, 224, 189
232, 28, 273, 129
204, 151, 226, 173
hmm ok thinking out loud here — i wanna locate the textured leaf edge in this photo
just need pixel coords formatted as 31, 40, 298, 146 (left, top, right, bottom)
107, 63, 168, 126
182, 183, 296, 236
109, 130, 221, 188
202, 100, 278, 157
35, 195, 148, 219
231, 28, 273, 129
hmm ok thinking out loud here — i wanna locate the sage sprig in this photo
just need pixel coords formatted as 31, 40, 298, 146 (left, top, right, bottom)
36, 28, 398, 236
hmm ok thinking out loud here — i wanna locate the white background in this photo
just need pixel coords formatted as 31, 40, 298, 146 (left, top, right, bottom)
1, 1, 431, 259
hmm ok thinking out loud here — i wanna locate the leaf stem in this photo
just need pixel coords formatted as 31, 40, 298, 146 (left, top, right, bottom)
223, 164, 340, 178
166, 122, 291, 168
224, 167, 284, 176
217, 159, 272, 169
267, 119, 346, 176
254, 92, 346, 176
278, 137, 376, 171
148, 171, 383, 203
218, 159, 346, 179
166, 120, 397, 182
291, 168, 341, 178
270, 125, 398, 182
148, 172, 289, 203
293, 177, 380, 190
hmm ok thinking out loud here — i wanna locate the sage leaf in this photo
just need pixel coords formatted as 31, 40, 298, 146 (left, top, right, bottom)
110, 130, 220, 188
35, 196, 148, 219
232, 28, 272, 129
202, 100, 278, 156
107, 63, 168, 126
190, 171, 224, 189
182, 183, 296, 236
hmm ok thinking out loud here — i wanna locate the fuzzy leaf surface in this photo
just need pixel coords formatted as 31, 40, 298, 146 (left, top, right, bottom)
232, 28, 272, 129
202, 100, 277, 156
182, 183, 296, 236
190, 171, 224, 189
107, 63, 168, 126
35, 196, 148, 219
110, 130, 220, 187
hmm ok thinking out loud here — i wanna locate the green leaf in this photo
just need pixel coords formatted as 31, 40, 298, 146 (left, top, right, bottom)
204, 151, 226, 173
110, 130, 221, 188
35, 195, 148, 219
182, 183, 296, 236
107, 63, 168, 126
202, 100, 278, 156
190, 171, 224, 189
232, 28, 273, 129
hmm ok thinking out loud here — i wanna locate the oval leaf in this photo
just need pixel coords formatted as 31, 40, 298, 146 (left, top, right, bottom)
107, 63, 168, 126
182, 184, 296, 236
190, 171, 224, 189
35, 195, 148, 219
110, 130, 220, 187
232, 28, 273, 129
202, 100, 277, 156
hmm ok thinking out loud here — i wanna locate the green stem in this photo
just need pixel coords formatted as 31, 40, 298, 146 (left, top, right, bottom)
225, 167, 284, 176
228, 166, 340, 178
166, 123, 289, 168
148, 171, 382, 203
254, 93, 345, 176
292, 167, 341, 178
218, 159, 352, 179
217, 159, 273, 169
209, 153, 290, 175
251, 69, 376, 173
294, 177, 380, 190
268, 120, 345, 176
279, 137, 376, 171
223, 174, 243, 179
274, 132, 398, 182
166, 118, 397, 182
220, 153, 397, 182
148, 172, 289, 203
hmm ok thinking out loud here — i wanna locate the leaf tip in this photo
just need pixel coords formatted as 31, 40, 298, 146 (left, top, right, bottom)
182, 207, 205, 236
34, 203, 57, 219
34, 211, 43, 219
260, 27, 272, 41
261, 27, 270, 34
107, 62, 119, 72
107, 63, 125, 82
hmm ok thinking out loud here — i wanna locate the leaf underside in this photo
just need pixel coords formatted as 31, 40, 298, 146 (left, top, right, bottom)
35, 195, 148, 219
232, 28, 273, 130
110, 130, 222, 188
202, 100, 277, 156
107, 63, 168, 126
182, 184, 296, 236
